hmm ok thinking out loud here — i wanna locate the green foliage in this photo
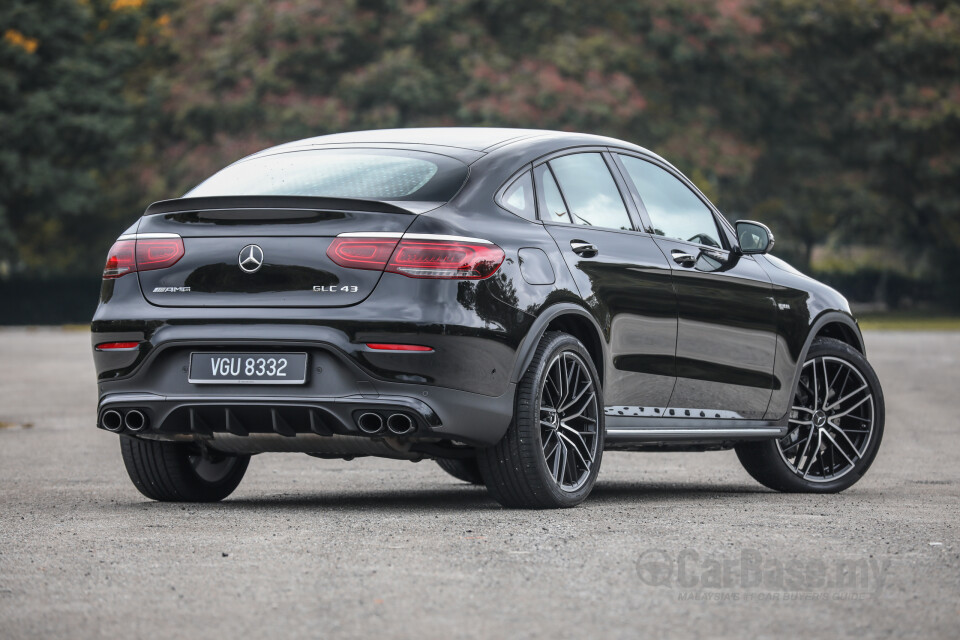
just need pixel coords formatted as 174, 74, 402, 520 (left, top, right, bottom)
1, 0, 958, 310
0, 0, 175, 277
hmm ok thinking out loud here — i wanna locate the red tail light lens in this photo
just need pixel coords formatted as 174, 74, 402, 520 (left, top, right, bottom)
102, 236, 185, 279
136, 238, 184, 271
386, 241, 504, 279
326, 238, 400, 271
103, 240, 136, 279
327, 236, 504, 279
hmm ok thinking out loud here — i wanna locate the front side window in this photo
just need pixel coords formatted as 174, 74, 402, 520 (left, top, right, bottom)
187, 149, 469, 202
617, 155, 722, 248
547, 153, 633, 231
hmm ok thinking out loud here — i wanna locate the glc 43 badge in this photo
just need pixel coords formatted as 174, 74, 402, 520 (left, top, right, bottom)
313, 285, 359, 293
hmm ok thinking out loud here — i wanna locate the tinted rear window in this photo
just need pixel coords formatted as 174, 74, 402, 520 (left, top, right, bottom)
186, 149, 469, 201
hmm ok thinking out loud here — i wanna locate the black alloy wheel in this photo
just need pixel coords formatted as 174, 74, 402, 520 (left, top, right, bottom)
478, 331, 604, 508
736, 337, 884, 492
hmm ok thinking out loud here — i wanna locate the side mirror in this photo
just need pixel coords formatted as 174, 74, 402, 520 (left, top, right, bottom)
735, 220, 775, 255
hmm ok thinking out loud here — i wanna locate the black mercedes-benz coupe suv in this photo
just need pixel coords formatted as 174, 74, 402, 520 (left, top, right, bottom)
92, 127, 884, 508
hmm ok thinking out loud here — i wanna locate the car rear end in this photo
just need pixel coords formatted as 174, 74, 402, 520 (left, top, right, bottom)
91, 147, 527, 456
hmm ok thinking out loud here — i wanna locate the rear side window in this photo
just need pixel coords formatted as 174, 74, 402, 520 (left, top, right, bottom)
618, 155, 722, 248
187, 149, 469, 202
548, 153, 632, 231
498, 171, 536, 220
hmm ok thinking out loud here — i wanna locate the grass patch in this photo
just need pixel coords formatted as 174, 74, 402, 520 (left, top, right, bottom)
858, 312, 960, 331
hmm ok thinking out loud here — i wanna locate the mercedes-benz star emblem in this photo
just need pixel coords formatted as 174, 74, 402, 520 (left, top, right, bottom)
238, 244, 264, 273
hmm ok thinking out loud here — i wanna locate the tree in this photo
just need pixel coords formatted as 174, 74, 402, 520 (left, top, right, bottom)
0, 0, 173, 278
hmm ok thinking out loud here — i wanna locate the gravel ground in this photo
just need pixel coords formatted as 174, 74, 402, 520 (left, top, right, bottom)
0, 328, 958, 639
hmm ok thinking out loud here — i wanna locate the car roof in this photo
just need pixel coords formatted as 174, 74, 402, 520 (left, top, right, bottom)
243, 127, 669, 166
259, 128, 546, 153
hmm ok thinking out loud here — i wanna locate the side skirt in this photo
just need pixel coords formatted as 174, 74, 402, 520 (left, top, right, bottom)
604, 412, 787, 451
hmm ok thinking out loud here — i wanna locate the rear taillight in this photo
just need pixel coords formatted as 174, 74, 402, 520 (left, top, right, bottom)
326, 236, 504, 280
386, 241, 504, 279
136, 238, 184, 270
326, 238, 400, 271
102, 240, 136, 279
103, 236, 184, 279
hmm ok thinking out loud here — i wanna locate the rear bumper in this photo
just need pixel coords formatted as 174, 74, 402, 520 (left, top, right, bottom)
93, 330, 517, 448
91, 271, 534, 449
96, 381, 514, 447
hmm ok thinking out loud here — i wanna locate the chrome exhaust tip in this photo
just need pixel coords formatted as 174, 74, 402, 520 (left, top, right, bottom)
357, 412, 385, 435
101, 410, 123, 432
124, 409, 147, 432
386, 413, 415, 436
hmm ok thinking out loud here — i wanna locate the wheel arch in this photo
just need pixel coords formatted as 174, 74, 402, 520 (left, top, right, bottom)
813, 317, 865, 354
510, 303, 606, 386
769, 310, 865, 420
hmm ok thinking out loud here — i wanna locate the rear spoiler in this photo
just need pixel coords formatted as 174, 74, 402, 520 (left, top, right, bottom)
142, 195, 439, 216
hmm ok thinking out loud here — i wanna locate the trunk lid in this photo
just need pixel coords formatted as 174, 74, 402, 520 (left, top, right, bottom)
135, 196, 420, 308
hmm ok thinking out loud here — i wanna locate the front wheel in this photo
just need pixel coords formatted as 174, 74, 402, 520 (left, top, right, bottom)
478, 331, 604, 508
120, 436, 250, 502
736, 337, 885, 493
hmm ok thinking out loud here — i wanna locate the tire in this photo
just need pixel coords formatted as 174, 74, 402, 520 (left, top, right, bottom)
736, 337, 885, 493
435, 457, 484, 485
119, 436, 250, 502
478, 331, 604, 509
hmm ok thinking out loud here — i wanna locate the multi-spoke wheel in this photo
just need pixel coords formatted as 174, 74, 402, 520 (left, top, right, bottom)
478, 331, 604, 508
539, 352, 600, 491
120, 436, 250, 502
736, 337, 884, 493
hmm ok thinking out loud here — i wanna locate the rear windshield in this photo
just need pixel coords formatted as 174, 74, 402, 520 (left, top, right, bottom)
186, 149, 469, 201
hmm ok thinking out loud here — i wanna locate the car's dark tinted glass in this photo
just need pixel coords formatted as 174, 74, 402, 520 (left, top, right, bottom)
618, 155, 722, 247
499, 171, 536, 220
548, 153, 632, 231
187, 149, 469, 201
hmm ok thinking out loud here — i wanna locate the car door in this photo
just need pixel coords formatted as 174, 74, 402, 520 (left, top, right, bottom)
536, 150, 678, 410
613, 152, 778, 420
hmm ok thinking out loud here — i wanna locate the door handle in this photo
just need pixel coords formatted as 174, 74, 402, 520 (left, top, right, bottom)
570, 240, 600, 258
671, 249, 697, 267
570, 240, 598, 257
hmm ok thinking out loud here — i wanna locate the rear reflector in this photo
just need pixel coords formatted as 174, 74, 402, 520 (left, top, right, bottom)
103, 236, 184, 279
326, 237, 504, 280
365, 343, 434, 352
96, 342, 140, 351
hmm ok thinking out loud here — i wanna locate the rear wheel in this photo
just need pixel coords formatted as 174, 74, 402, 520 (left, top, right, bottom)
736, 337, 884, 492
119, 436, 250, 502
435, 457, 483, 485
478, 331, 604, 508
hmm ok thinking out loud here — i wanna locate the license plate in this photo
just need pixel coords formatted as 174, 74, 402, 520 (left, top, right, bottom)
188, 352, 308, 384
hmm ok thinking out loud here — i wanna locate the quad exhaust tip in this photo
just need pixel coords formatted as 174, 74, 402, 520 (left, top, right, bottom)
101, 410, 123, 432
386, 413, 415, 435
357, 412, 385, 435
124, 410, 147, 432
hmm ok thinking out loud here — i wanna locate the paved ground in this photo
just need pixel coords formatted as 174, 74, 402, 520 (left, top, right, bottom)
0, 328, 958, 639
